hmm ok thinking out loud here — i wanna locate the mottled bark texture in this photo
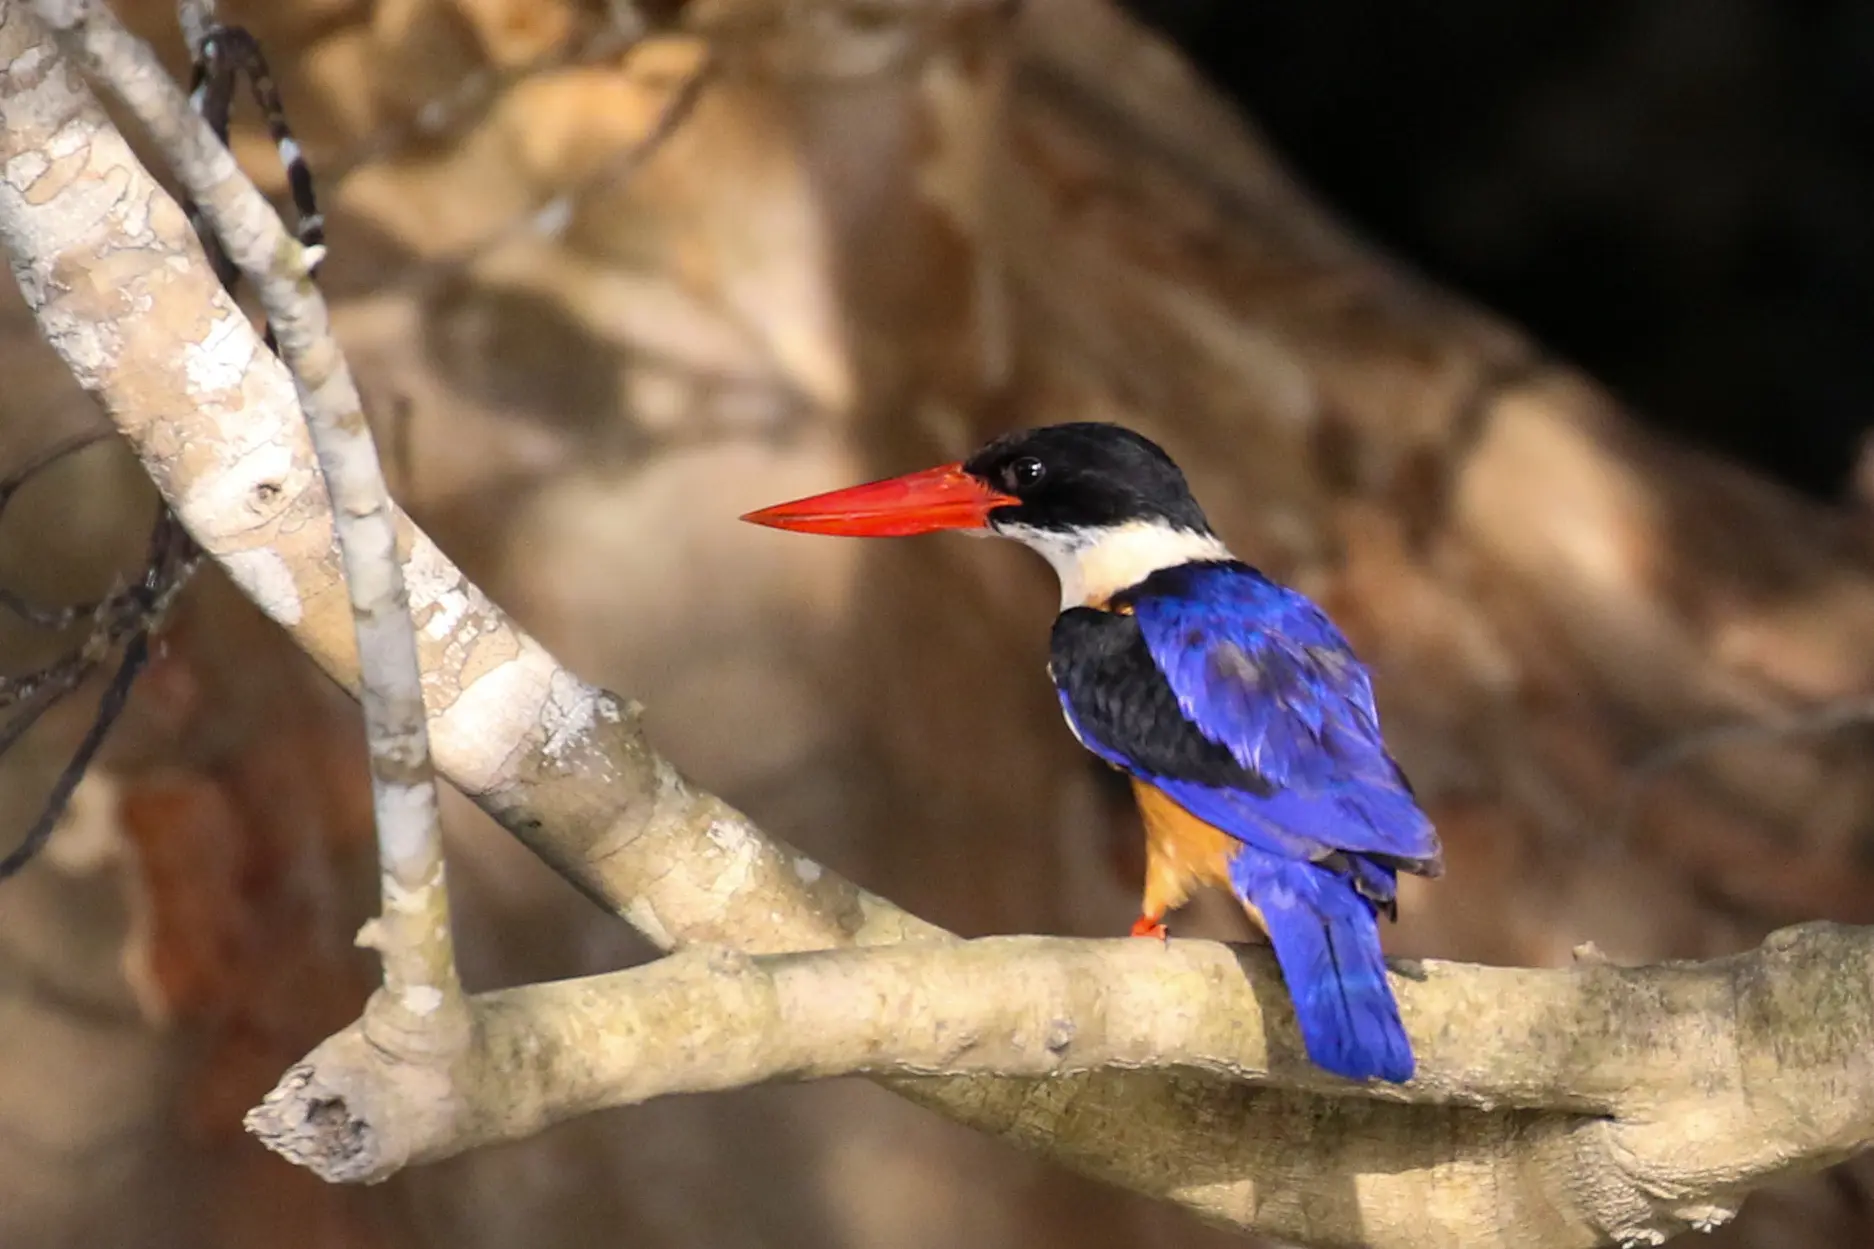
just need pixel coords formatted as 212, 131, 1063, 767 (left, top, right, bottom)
245, 925, 1874, 1231
7, 2, 1874, 1249
35, 0, 467, 1056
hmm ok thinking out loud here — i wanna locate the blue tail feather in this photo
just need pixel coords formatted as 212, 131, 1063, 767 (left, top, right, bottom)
1232, 856, 1413, 1083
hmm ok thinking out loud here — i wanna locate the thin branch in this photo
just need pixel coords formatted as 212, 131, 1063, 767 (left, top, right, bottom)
36, 0, 469, 1044
0, 584, 97, 631
0, 627, 149, 876
173, 0, 212, 60
0, 446, 198, 879
0, 429, 111, 629
0, 427, 111, 514
180, 21, 326, 310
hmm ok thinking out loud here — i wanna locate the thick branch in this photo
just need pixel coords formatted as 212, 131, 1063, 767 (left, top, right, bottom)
247, 925, 1874, 1239
241, 933, 1683, 1154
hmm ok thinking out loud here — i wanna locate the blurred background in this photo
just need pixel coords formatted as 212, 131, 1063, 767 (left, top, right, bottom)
3, 1, 1874, 1246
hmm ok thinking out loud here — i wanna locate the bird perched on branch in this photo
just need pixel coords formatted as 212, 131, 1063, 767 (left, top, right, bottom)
742, 423, 1441, 1083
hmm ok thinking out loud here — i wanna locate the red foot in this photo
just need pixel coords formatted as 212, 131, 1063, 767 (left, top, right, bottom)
1130, 915, 1169, 941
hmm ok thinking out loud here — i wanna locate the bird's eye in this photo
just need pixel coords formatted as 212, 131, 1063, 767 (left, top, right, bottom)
1005, 457, 1046, 491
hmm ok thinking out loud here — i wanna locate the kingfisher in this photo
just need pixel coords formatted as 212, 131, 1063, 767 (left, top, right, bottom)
741, 423, 1441, 1083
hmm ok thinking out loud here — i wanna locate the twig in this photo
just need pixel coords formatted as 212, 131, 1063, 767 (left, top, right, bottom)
0, 629, 149, 877
0, 430, 112, 629
182, 21, 326, 309
0, 428, 111, 515
0, 445, 198, 879
174, 0, 213, 59
0, 585, 99, 631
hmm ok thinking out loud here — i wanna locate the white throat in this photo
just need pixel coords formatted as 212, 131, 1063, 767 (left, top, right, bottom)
995, 519, 1232, 609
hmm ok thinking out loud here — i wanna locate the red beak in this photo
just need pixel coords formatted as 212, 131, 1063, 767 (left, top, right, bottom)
740, 463, 1020, 537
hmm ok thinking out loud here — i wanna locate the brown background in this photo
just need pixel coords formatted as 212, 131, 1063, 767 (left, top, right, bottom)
4, 1, 1874, 1246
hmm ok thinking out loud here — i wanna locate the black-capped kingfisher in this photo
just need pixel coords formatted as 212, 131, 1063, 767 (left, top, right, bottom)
742, 423, 1441, 1083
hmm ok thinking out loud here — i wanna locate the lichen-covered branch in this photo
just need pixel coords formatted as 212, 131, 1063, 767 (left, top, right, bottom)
4, 5, 1873, 1248
30, 0, 468, 1049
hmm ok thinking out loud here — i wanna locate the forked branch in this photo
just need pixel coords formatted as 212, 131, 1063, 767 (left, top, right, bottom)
29, 0, 469, 1055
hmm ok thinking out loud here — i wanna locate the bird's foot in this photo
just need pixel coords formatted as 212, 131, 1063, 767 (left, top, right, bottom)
1129, 915, 1168, 942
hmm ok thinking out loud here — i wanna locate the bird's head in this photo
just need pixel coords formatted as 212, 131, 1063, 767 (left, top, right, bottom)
742, 423, 1226, 606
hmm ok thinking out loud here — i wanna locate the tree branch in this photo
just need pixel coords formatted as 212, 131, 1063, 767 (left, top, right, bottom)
246, 925, 1874, 1243
2, 4, 1870, 1248
33, 0, 469, 1055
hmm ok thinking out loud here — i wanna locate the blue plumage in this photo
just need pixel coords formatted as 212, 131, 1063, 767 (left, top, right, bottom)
1128, 563, 1437, 867
741, 419, 1439, 1084
1229, 853, 1415, 1083
1056, 560, 1438, 1083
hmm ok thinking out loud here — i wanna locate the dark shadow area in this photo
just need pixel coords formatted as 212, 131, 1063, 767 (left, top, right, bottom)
1122, 0, 1874, 499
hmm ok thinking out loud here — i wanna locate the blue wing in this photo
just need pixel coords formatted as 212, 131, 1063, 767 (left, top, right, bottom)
1124, 561, 1439, 870
1048, 560, 1436, 1083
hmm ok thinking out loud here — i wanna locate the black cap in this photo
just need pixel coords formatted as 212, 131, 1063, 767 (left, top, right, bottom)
964, 423, 1212, 535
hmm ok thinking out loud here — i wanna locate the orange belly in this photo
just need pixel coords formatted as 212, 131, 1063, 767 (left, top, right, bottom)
1131, 779, 1264, 932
